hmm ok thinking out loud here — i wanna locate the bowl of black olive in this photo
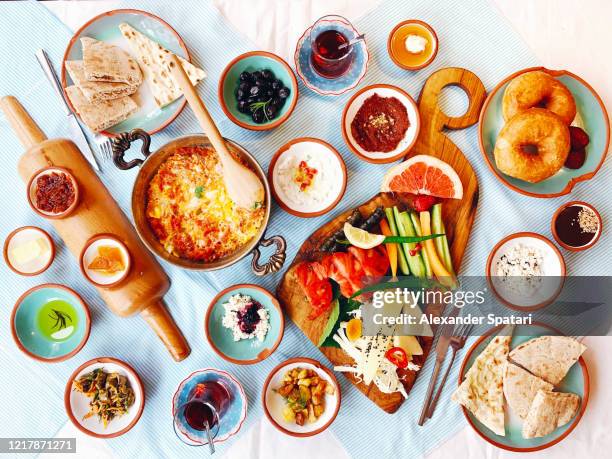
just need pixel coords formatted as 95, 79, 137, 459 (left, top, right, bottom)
219, 51, 299, 130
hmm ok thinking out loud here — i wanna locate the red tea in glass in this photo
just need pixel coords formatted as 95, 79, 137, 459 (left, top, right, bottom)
181, 381, 230, 431
310, 29, 354, 78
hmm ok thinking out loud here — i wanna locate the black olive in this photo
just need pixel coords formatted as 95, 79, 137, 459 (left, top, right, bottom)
247, 96, 258, 105
270, 97, 282, 108
238, 81, 251, 92
265, 104, 277, 119
252, 110, 265, 123
257, 94, 268, 102
262, 69, 274, 80
278, 87, 290, 99
249, 85, 260, 96
271, 79, 282, 90
252, 70, 262, 80
239, 71, 252, 82
265, 89, 274, 98
236, 88, 246, 101
255, 78, 268, 87
237, 100, 250, 113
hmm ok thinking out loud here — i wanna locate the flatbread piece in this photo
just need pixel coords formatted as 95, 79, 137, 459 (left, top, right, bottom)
503, 362, 554, 419
522, 390, 580, 439
452, 327, 513, 436
118, 22, 206, 107
65, 60, 137, 103
81, 37, 143, 85
66, 85, 138, 132
509, 336, 586, 386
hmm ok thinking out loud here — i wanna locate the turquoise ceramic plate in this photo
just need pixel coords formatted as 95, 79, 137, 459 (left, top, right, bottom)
218, 51, 298, 130
479, 67, 610, 197
61, 9, 193, 136
172, 369, 247, 445
11, 284, 91, 362
205, 284, 284, 364
459, 324, 589, 452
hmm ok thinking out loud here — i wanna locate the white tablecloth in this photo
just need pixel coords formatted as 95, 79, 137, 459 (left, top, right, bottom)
41, 1, 612, 458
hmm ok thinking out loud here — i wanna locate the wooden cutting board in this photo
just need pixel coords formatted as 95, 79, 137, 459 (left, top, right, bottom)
277, 68, 486, 413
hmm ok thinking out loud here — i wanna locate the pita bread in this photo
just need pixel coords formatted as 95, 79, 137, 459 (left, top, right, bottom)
118, 23, 206, 107
509, 336, 586, 386
522, 390, 580, 439
66, 86, 138, 132
503, 362, 553, 419
81, 37, 143, 86
65, 61, 137, 103
452, 327, 513, 436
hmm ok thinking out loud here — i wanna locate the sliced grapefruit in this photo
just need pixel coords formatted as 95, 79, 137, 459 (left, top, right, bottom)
381, 154, 463, 199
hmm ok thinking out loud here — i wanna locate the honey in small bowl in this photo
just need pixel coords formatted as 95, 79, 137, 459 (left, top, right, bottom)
388, 20, 438, 70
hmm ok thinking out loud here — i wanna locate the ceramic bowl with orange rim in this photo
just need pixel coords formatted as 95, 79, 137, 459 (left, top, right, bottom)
80, 234, 132, 288
387, 19, 439, 71
205, 284, 284, 365
27, 166, 80, 219
218, 51, 298, 131
342, 84, 420, 163
62, 9, 197, 137
4, 226, 55, 276
262, 357, 341, 437
11, 284, 91, 362
486, 232, 565, 311
551, 201, 603, 252
458, 324, 589, 452
269, 137, 347, 218
65, 357, 145, 438
479, 67, 610, 198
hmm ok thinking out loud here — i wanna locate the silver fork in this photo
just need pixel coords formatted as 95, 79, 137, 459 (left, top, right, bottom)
94, 133, 114, 165
426, 321, 474, 419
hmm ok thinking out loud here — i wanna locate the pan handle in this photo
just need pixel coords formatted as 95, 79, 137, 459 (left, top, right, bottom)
112, 128, 152, 170
250, 234, 287, 276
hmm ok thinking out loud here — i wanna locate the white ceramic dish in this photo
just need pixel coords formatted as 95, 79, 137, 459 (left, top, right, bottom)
487, 232, 566, 310
80, 235, 131, 287
65, 357, 145, 438
262, 358, 340, 437
342, 84, 420, 163
4, 226, 55, 275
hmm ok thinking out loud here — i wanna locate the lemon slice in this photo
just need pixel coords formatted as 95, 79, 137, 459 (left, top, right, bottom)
343, 223, 385, 249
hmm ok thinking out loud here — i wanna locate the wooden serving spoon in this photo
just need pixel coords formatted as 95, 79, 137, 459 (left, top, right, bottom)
166, 54, 264, 210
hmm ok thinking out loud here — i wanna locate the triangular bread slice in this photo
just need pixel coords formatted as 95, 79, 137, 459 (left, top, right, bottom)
66, 85, 137, 132
522, 390, 580, 439
503, 362, 553, 419
65, 61, 138, 103
118, 22, 205, 107
81, 37, 143, 86
509, 336, 586, 386
452, 327, 513, 436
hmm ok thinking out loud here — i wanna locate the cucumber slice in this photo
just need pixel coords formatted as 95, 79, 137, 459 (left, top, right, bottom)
395, 209, 426, 278
387, 208, 409, 275
432, 204, 454, 274
410, 211, 432, 278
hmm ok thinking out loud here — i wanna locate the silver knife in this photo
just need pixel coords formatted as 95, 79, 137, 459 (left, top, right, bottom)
35, 49, 100, 171
417, 305, 460, 426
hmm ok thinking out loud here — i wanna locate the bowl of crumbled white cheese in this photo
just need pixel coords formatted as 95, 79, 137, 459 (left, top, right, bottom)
206, 284, 284, 364
486, 232, 566, 310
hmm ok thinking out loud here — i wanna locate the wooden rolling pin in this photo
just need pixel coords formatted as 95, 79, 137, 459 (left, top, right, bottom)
1, 96, 191, 362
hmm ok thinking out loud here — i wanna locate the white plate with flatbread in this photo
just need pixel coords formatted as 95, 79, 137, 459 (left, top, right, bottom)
455, 324, 589, 452
61, 9, 205, 136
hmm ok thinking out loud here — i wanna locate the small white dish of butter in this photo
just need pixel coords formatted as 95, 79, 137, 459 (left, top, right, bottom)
3, 226, 55, 276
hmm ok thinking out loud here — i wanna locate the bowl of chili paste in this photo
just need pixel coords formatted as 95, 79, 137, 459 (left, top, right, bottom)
342, 84, 420, 163
28, 166, 79, 219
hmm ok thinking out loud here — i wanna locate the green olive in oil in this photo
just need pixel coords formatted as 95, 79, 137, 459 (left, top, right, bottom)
37, 299, 78, 341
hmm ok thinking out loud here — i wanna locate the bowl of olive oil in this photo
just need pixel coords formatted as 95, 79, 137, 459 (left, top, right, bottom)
11, 284, 91, 362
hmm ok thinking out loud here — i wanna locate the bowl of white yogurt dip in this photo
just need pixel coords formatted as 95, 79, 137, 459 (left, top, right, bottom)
269, 138, 347, 218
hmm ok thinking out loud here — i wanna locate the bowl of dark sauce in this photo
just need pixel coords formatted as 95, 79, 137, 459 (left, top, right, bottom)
552, 201, 602, 251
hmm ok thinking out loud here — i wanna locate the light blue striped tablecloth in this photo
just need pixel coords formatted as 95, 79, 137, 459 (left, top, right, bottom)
0, 1, 608, 458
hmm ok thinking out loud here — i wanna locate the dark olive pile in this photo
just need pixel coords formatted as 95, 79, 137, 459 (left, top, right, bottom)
235, 69, 291, 124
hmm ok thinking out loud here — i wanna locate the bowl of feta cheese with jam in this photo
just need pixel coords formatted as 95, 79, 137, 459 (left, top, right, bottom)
269, 137, 347, 218
486, 232, 566, 311
205, 284, 284, 365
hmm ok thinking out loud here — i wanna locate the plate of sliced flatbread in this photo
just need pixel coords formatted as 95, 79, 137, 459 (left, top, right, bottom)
455, 324, 588, 452
61, 9, 206, 136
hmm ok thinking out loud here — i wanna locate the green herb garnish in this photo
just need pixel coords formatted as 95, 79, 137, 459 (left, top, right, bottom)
48, 309, 72, 331
194, 186, 204, 198
252, 200, 263, 210
249, 99, 272, 121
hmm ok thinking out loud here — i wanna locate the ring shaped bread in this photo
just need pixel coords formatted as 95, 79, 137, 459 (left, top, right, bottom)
502, 71, 576, 125
494, 108, 570, 183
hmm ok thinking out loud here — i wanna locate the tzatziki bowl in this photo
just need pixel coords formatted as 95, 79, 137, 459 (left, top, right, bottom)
269, 137, 347, 218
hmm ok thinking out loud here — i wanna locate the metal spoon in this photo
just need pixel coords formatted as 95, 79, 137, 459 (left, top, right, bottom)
338, 33, 365, 50
204, 420, 215, 454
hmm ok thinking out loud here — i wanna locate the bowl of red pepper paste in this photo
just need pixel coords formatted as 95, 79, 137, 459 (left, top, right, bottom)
27, 166, 80, 219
